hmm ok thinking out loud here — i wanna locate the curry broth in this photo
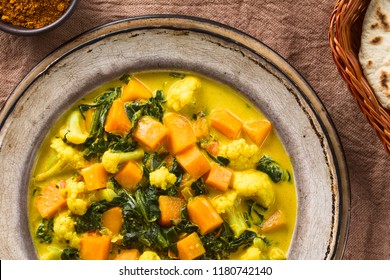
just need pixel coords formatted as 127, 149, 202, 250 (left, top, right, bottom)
29, 70, 297, 260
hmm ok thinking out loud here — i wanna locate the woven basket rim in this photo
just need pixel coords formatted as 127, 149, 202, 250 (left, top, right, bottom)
329, 0, 390, 153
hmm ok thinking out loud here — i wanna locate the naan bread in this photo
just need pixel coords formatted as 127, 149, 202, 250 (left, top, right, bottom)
359, 0, 390, 109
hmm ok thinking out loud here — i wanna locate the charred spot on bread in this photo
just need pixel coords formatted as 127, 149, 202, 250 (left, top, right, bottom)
370, 36, 382, 44
376, 8, 390, 31
380, 71, 390, 96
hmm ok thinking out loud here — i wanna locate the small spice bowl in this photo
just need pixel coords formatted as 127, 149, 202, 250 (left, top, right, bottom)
0, 0, 79, 36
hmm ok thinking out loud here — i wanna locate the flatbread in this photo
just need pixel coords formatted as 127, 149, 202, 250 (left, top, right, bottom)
359, 0, 390, 109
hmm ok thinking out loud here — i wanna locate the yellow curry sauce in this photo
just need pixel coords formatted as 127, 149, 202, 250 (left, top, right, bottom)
29, 71, 297, 260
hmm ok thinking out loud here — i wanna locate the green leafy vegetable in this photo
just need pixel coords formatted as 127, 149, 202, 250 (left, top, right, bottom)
168, 157, 184, 188
142, 152, 168, 176
83, 138, 108, 160
247, 199, 267, 226
172, 207, 199, 234
169, 72, 186, 79
200, 222, 257, 260
120, 186, 171, 252
125, 90, 166, 126
256, 155, 291, 183
61, 247, 80, 260
36, 218, 54, 244
119, 73, 132, 84
79, 87, 121, 138
79, 87, 121, 160
191, 178, 209, 196
107, 133, 138, 152
134, 185, 160, 223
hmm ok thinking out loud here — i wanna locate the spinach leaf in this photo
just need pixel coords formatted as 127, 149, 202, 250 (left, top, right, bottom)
247, 199, 267, 226
125, 90, 166, 126
169, 157, 184, 188
191, 178, 209, 196
142, 152, 168, 176
256, 155, 291, 183
169, 72, 186, 79
119, 73, 132, 84
107, 133, 138, 152
79, 87, 121, 160
199, 222, 257, 260
36, 218, 54, 244
61, 247, 80, 260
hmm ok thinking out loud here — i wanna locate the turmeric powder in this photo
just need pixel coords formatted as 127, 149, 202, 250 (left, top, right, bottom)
0, 0, 71, 29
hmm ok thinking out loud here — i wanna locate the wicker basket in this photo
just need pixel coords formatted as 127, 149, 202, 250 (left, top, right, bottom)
329, 0, 390, 153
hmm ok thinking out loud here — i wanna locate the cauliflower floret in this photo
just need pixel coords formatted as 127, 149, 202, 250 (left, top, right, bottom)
269, 247, 286, 260
166, 76, 201, 111
95, 181, 118, 202
149, 166, 177, 190
35, 138, 90, 181
61, 178, 88, 215
59, 110, 89, 145
53, 210, 80, 249
238, 246, 262, 260
139, 251, 161, 260
50, 138, 90, 169
211, 190, 237, 214
232, 169, 275, 208
40, 246, 62, 260
212, 190, 249, 237
101, 149, 144, 173
67, 198, 88, 216
218, 139, 261, 170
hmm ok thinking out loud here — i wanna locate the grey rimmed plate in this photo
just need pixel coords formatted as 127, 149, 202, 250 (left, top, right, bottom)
0, 15, 350, 260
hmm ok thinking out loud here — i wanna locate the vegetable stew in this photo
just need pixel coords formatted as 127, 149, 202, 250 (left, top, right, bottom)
29, 71, 297, 260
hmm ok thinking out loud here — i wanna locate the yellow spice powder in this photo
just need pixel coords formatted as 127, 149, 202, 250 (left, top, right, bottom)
0, 0, 71, 29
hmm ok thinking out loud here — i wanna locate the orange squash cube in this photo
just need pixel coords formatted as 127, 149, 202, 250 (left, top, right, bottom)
210, 108, 243, 139
114, 160, 143, 191
163, 112, 196, 154
205, 163, 233, 192
243, 120, 272, 146
121, 77, 152, 102
101, 207, 123, 235
187, 195, 223, 235
133, 116, 168, 151
114, 249, 140, 260
104, 99, 132, 136
261, 210, 286, 233
158, 196, 186, 226
175, 145, 211, 179
193, 117, 209, 139
81, 163, 108, 191
177, 232, 205, 260
79, 234, 111, 260
35, 181, 66, 219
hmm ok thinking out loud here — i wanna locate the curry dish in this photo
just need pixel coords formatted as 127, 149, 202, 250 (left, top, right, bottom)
29, 71, 297, 260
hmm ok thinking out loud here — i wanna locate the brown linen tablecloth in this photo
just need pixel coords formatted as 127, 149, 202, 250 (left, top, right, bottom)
0, 0, 389, 260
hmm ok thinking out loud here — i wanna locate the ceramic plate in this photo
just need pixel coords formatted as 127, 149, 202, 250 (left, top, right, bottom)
0, 15, 350, 260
